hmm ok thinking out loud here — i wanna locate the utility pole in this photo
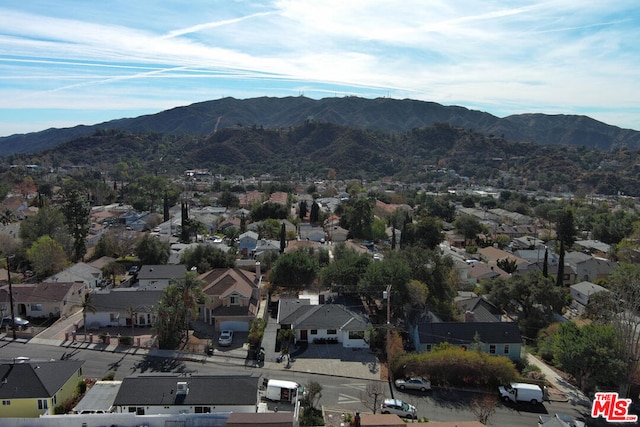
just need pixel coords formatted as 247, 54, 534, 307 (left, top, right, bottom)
5, 255, 16, 340
383, 284, 394, 398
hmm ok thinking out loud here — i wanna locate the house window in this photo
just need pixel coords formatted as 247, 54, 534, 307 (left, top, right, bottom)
230, 295, 239, 305
38, 399, 48, 410
489, 345, 496, 354
310, 330, 317, 335
327, 329, 337, 335
195, 406, 211, 413
425, 344, 432, 352
2, 400, 10, 405
504, 344, 510, 354
349, 330, 365, 339
32, 304, 43, 311
109, 313, 119, 322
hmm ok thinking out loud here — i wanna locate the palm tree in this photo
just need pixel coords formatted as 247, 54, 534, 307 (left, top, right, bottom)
174, 271, 205, 339
81, 293, 96, 340
278, 328, 296, 357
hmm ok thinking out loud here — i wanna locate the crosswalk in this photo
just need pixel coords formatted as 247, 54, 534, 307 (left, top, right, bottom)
337, 382, 367, 404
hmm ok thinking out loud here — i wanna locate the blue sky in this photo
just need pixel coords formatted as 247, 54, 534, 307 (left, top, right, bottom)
1, 0, 639, 137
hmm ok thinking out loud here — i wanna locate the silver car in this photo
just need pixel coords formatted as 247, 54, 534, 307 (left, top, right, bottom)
218, 330, 234, 346
394, 377, 432, 391
380, 398, 417, 419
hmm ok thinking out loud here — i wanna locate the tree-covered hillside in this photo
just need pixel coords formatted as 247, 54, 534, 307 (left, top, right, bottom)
5, 121, 640, 196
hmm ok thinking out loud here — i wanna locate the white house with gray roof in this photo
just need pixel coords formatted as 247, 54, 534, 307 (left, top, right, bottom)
46, 262, 102, 289
84, 288, 164, 328
279, 304, 370, 348
570, 281, 609, 313
136, 265, 187, 290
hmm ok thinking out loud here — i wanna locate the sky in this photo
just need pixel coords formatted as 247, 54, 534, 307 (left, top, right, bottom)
1, 0, 639, 137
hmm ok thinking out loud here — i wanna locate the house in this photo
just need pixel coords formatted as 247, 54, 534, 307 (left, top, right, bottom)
0, 359, 84, 418
467, 263, 510, 283
112, 375, 261, 415
199, 266, 262, 331
327, 225, 349, 243
565, 252, 618, 283
570, 281, 609, 314
254, 239, 281, 258
454, 295, 501, 322
136, 265, 187, 290
46, 262, 103, 289
0, 282, 85, 319
299, 224, 326, 242
238, 230, 259, 257
279, 303, 370, 348
84, 288, 163, 328
413, 320, 523, 361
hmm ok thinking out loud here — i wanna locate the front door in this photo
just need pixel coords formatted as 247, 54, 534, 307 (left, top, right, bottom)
300, 329, 308, 342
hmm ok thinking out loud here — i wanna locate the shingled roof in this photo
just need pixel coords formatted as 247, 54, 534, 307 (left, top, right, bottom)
113, 375, 260, 406
0, 360, 84, 399
417, 321, 522, 346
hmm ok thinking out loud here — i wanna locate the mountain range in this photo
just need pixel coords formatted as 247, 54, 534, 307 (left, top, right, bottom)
1, 96, 639, 156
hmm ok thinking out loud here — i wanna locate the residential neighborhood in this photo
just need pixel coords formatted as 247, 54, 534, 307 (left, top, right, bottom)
0, 168, 638, 427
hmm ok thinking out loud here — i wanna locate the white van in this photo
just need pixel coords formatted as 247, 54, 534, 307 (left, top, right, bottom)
498, 382, 545, 404
264, 379, 303, 403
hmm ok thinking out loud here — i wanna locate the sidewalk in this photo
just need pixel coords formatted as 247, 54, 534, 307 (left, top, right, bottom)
526, 352, 591, 407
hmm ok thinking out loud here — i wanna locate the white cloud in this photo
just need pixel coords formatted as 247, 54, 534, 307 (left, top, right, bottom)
0, 0, 638, 135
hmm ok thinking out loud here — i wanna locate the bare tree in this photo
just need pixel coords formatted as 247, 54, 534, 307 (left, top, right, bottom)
470, 394, 498, 425
360, 381, 385, 414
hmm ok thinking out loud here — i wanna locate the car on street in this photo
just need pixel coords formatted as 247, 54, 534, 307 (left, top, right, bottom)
1, 316, 30, 330
380, 398, 417, 419
394, 377, 432, 391
218, 330, 233, 346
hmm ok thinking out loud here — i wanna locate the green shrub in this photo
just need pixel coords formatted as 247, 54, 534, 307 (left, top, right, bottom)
102, 371, 116, 381
76, 380, 87, 395
394, 344, 518, 389
299, 407, 324, 426
119, 335, 133, 346
247, 318, 266, 349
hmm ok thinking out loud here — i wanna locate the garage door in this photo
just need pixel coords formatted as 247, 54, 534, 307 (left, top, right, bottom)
219, 321, 249, 332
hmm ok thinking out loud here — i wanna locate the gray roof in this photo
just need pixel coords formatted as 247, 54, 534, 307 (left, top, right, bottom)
113, 375, 260, 406
73, 380, 121, 413
417, 321, 522, 345
277, 298, 311, 323
91, 289, 164, 313
0, 360, 84, 399
137, 264, 187, 280
570, 281, 609, 296
281, 304, 370, 331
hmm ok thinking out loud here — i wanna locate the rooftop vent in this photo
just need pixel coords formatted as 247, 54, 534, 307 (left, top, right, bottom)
176, 381, 189, 395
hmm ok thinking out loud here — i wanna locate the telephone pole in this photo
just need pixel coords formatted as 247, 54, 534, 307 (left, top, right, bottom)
5, 255, 16, 340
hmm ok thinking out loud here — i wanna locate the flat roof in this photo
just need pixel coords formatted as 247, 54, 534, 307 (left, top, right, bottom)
73, 381, 122, 413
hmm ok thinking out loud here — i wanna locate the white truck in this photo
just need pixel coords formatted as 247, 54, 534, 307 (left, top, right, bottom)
264, 379, 304, 403
498, 382, 545, 404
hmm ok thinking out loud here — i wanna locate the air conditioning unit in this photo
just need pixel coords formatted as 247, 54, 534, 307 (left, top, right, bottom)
176, 381, 189, 395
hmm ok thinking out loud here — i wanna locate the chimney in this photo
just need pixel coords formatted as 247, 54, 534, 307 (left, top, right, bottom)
465, 310, 475, 322
255, 261, 261, 278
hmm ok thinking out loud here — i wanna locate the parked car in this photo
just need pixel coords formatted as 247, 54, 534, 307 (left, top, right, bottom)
218, 330, 234, 346
394, 377, 432, 392
1, 316, 30, 330
128, 266, 139, 275
380, 398, 417, 419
